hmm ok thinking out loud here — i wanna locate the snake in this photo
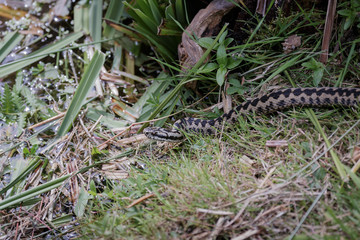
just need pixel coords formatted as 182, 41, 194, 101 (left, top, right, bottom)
143, 87, 360, 142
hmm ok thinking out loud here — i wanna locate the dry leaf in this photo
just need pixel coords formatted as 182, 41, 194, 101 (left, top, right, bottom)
282, 34, 301, 53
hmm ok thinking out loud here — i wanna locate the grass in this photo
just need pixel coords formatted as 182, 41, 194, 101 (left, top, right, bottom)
79, 109, 360, 239
0, 0, 360, 239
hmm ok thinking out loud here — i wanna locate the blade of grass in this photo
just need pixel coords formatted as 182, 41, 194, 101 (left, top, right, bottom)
154, 93, 179, 127
0, 31, 83, 78
0, 174, 70, 210
148, 0, 162, 25
290, 119, 360, 181
0, 31, 23, 63
335, 41, 356, 87
250, 36, 322, 92
48, 214, 74, 226
305, 108, 347, 180
74, 2, 90, 33
103, 0, 125, 38
89, 0, 102, 50
289, 183, 329, 240
253, 54, 302, 92
0, 157, 42, 195
129, 0, 154, 22
56, 50, 105, 137
138, 23, 229, 133
345, 166, 360, 188
123, 2, 158, 32
175, 0, 187, 25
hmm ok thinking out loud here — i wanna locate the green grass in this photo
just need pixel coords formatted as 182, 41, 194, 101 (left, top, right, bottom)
78, 106, 360, 239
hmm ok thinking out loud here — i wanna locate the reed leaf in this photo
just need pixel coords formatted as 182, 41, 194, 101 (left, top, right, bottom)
56, 50, 105, 137
0, 32, 83, 78
0, 174, 70, 210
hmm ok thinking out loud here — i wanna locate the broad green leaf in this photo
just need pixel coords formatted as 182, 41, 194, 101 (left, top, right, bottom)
223, 37, 234, 47
302, 58, 324, 86
227, 87, 238, 95
90, 180, 97, 194
216, 44, 227, 65
86, 107, 128, 129
344, 17, 354, 30
74, 187, 91, 217
338, 9, 351, 16
57, 50, 105, 137
219, 30, 228, 43
227, 84, 247, 95
198, 62, 218, 73
301, 58, 317, 70
313, 68, 324, 86
229, 78, 241, 87
227, 57, 242, 69
198, 37, 216, 49
301, 62, 312, 68
302, 58, 323, 70
216, 66, 227, 86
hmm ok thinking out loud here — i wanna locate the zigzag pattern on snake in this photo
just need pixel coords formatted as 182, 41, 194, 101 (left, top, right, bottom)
143, 87, 360, 142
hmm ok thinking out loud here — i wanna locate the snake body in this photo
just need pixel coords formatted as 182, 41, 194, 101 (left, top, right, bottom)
143, 88, 360, 141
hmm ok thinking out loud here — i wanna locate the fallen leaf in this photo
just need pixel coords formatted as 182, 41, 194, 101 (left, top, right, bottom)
282, 34, 301, 53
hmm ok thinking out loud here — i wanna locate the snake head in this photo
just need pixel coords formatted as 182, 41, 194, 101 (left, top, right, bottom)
143, 127, 184, 142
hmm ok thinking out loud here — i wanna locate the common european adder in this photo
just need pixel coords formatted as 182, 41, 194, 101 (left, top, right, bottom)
144, 87, 360, 142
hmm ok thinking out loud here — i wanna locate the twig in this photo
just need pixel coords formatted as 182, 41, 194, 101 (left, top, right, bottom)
288, 183, 329, 239
126, 193, 155, 208
319, 0, 337, 63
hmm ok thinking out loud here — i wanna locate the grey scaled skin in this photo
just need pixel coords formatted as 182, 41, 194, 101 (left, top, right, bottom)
144, 87, 360, 142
